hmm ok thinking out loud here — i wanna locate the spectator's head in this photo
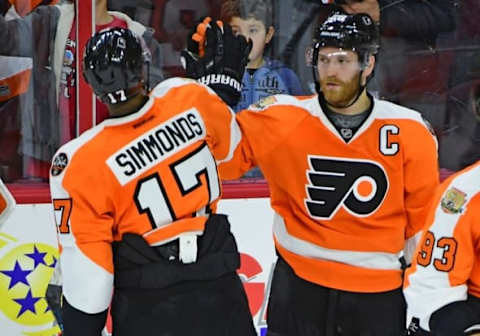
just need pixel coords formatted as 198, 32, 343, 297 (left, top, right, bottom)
220, 0, 274, 68
309, 11, 379, 108
83, 28, 148, 109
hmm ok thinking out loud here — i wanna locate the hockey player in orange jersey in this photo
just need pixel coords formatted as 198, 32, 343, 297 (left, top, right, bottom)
403, 163, 480, 334
49, 27, 256, 335
183, 11, 440, 336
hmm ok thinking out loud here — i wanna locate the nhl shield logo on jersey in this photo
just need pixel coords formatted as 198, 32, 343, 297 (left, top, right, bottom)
50, 153, 68, 177
251, 96, 277, 110
440, 187, 467, 214
0, 233, 60, 335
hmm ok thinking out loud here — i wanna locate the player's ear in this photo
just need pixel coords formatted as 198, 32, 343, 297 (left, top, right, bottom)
361, 55, 375, 85
265, 26, 275, 44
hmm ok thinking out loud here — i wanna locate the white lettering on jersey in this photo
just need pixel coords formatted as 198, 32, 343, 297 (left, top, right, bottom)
198, 74, 241, 92
107, 108, 206, 185
380, 125, 399, 156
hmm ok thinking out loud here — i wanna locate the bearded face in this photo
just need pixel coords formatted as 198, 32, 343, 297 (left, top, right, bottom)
316, 48, 365, 108
319, 71, 362, 107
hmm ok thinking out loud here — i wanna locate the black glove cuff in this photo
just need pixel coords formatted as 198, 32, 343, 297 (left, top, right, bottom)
198, 74, 241, 94
62, 297, 108, 336
198, 74, 241, 108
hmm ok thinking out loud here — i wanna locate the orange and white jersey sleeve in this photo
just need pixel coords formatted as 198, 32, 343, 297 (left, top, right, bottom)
49, 128, 116, 315
404, 161, 480, 331
0, 178, 15, 226
218, 94, 309, 179
398, 112, 439, 263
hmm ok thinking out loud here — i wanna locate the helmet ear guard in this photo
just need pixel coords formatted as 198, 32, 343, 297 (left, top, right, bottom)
82, 28, 149, 105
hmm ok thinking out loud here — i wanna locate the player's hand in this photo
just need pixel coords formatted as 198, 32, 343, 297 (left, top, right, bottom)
181, 17, 252, 107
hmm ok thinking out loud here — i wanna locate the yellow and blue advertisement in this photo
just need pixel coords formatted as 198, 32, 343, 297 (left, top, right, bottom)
0, 180, 60, 336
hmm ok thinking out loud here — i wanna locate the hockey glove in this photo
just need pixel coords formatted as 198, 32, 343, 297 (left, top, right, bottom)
181, 17, 252, 107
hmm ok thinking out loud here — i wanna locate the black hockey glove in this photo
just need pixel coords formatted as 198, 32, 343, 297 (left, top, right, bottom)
181, 17, 252, 107
429, 299, 480, 336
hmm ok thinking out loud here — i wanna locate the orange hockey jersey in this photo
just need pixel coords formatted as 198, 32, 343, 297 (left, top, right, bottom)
404, 160, 480, 331
219, 94, 439, 292
49, 78, 240, 314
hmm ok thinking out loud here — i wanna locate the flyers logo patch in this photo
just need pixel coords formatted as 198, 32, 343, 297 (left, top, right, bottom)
305, 156, 389, 219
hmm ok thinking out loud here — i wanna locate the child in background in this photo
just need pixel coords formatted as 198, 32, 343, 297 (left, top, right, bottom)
220, 0, 304, 178
220, 0, 304, 113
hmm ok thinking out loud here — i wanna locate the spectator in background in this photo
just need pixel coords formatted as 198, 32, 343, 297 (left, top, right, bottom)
150, 0, 209, 77
106, 0, 154, 27
0, 0, 164, 181
339, 0, 455, 137
0, 1, 31, 181
0, 0, 8, 15
0, 0, 60, 182
220, 0, 304, 113
459, 82, 480, 168
220, 0, 304, 178
3, 0, 57, 17
440, 0, 480, 171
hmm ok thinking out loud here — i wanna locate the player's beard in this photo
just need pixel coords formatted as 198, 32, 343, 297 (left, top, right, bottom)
320, 72, 362, 108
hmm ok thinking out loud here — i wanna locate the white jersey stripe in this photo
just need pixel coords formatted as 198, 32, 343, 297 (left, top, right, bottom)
273, 213, 402, 270
216, 113, 242, 165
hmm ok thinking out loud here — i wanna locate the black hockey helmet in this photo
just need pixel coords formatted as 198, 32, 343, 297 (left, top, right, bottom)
307, 12, 380, 108
312, 11, 380, 68
82, 27, 146, 105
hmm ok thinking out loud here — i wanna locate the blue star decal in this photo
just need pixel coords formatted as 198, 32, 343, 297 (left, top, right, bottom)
26, 245, 47, 268
0, 261, 32, 289
13, 290, 41, 317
